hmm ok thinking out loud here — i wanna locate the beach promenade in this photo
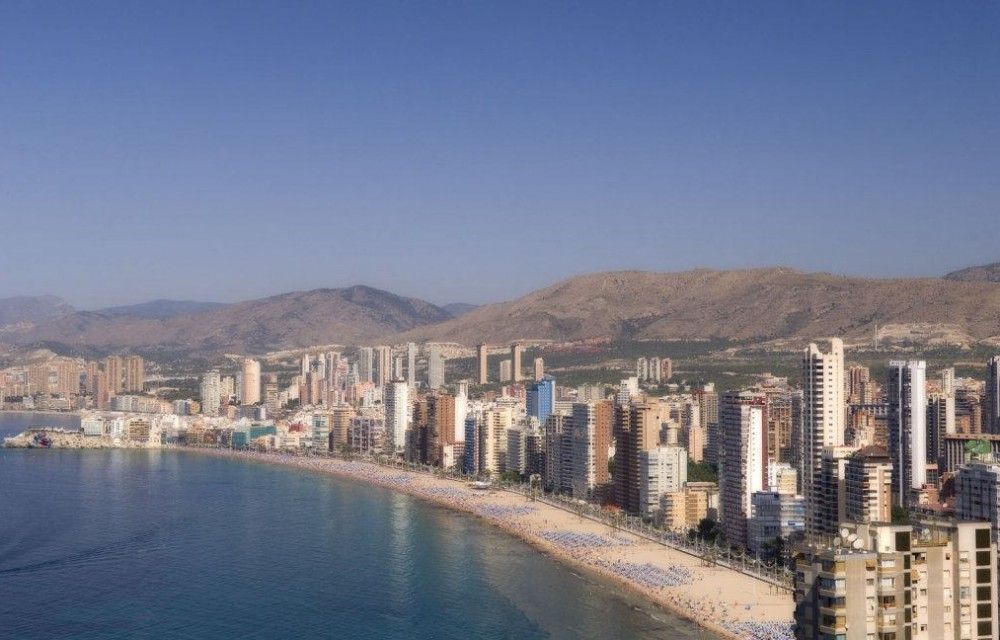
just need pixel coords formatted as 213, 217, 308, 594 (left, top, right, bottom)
194, 448, 795, 640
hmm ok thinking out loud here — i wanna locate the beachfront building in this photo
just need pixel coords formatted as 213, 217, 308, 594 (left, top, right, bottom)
718, 390, 767, 548
613, 402, 660, 513
544, 413, 573, 494
800, 338, 845, 537
637, 444, 687, 516
793, 520, 998, 640
569, 400, 613, 500
747, 491, 805, 557
385, 380, 410, 456
479, 408, 512, 475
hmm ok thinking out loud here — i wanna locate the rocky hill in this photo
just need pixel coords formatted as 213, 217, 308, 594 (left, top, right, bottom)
396, 268, 1000, 345
3, 286, 450, 355
944, 262, 1000, 283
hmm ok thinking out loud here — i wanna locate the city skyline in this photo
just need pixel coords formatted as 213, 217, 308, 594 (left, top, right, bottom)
3, 2, 1000, 307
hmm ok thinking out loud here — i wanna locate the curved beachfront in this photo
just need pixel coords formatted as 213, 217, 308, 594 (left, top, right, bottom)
190, 448, 794, 640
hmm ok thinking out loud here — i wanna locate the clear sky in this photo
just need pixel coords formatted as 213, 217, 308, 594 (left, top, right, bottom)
2, 2, 998, 309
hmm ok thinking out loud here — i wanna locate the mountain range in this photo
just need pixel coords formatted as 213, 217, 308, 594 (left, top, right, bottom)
2, 263, 999, 356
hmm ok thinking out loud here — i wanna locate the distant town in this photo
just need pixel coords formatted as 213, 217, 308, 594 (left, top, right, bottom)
4, 338, 1000, 640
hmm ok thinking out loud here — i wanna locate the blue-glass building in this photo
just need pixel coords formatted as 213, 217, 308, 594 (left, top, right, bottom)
527, 377, 555, 424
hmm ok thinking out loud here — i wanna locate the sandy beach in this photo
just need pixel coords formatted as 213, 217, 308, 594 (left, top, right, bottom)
191, 449, 794, 640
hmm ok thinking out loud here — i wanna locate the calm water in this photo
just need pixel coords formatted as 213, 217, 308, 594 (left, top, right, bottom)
0, 412, 708, 639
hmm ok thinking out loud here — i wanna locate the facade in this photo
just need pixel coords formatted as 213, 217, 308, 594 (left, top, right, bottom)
200, 370, 221, 416
843, 446, 893, 525
987, 357, 1000, 435
569, 401, 613, 499
510, 343, 523, 382
527, 377, 555, 424
793, 520, 998, 640
385, 380, 410, 455
374, 346, 392, 388
747, 491, 805, 556
638, 444, 687, 516
888, 360, 928, 506
427, 344, 445, 390
801, 338, 846, 536
476, 343, 489, 384
241, 358, 261, 405
719, 391, 767, 548
613, 403, 660, 513
533, 357, 544, 381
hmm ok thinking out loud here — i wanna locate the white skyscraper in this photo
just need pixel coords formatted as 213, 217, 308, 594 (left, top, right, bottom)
200, 370, 221, 416
427, 344, 445, 390
357, 347, 374, 384
888, 360, 927, 506
406, 342, 417, 387
241, 358, 261, 406
385, 381, 410, 456
801, 338, 845, 536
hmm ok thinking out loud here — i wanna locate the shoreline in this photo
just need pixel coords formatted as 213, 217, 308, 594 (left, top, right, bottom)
182, 448, 792, 640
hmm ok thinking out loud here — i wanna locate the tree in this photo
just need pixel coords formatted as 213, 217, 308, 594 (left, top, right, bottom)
687, 458, 718, 483
891, 505, 911, 525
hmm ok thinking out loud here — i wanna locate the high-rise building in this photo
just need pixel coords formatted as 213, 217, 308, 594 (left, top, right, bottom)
406, 342, 417, 388
200, 370, 221, 416
815, 445, 859, 537
986, 356, 1000, 435
533, 357, 544, 381
480, 408, 512, 475
544, 413, 573, 493
427, 344, 445, 390
638, 444, 688, 516
928, 392, 956, 466
510, 343, 523, 382
241, 358, 261, 405
613, 403, 660, 513
476, 344, 489, 384
648, 357, 661, 383
263, 374, 279, 415
104, 356, 123, 395
527, 377, 555, 424
719, 390, 767, 548
635, 357, 648, 381
801, 338, 845, 536
661, 357, 673, 381
747, 492, 805, 557
569, 400, 613, 499
357, 347, 374, 384
887, 360, 927, 506
697, 383, 720, 466
123, 355, 144, 393
374, 346, 392, 387
843, 445, 892, 525
793, 520, 998, 640
499, 359, 512, 383
385, 381, 410, 456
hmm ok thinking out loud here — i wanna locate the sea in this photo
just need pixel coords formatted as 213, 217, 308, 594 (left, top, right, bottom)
0, 412, 710, 639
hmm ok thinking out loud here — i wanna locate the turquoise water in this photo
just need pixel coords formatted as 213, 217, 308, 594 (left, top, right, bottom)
0, 412, 708, 639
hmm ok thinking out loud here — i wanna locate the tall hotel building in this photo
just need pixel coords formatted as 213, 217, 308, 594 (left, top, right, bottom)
718, 391, 767, 548
241, 358, 261, 405
385, 380, 410, 456
510, 343, 524, 382
987, 356, 1000, 434
477, 344, 489, 384
801, 338, 845, 536
887, 360, 927, 506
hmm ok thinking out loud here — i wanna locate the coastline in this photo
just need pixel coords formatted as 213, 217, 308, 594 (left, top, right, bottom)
183, 448, 792, 640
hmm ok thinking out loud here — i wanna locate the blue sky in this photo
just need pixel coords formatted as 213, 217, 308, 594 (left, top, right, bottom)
1, 1, 998, 308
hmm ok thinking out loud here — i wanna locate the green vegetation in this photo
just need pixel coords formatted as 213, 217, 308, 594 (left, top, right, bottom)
687, 459, 718, 484
891, 505, 911, 525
